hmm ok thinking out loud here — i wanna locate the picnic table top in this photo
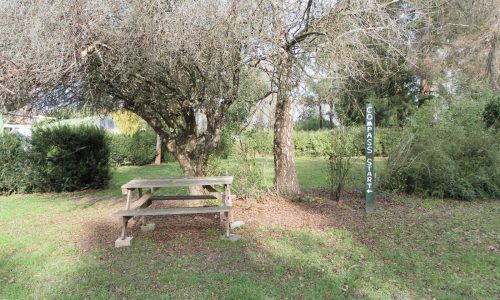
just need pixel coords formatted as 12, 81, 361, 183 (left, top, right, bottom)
121, 176, 233, 189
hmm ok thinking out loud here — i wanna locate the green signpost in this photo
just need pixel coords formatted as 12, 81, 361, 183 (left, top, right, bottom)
365, 103, 375, 213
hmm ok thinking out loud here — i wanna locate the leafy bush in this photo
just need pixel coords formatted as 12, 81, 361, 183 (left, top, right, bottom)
0, 133, 34, 194
108, 130, 157, 165
30, 125, 110, 192
383, 100, 499, 200
483, 95, 500, 130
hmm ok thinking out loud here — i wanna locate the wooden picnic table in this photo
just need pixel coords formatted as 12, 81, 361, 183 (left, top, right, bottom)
114, 176, 234, 246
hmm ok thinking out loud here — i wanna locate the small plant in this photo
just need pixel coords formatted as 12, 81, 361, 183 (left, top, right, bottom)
325, 129, 357, 201
232, 139, 267, 199
207, 143, 266, 200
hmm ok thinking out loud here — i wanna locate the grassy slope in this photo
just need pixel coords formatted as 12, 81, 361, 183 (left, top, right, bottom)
0, 158, 498, 299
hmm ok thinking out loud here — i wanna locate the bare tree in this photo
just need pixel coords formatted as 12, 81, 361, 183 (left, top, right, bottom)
0, 1, 259, 188
251, 0, 409, 195
409, 0, 498, 93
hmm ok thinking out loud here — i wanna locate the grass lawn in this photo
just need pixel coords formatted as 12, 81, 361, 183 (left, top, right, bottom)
0, 157, 498, 299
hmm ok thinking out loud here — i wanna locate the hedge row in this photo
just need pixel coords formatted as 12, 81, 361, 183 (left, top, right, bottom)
225, 127, 402, 157
0, 126, 110, 194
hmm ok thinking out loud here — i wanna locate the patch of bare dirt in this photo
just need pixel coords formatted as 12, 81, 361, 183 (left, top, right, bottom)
233, 195, 339, 229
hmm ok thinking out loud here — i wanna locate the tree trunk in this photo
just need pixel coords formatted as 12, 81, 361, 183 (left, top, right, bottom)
318, 95, 323, 129
173, 149, 207, 199
486, 31, 498, 91
154, 134, 162, 165
273, 55, 301, 196
328, 98, 334, 129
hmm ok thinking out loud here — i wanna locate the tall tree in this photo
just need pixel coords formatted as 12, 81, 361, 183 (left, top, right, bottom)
253, 0, 409, 195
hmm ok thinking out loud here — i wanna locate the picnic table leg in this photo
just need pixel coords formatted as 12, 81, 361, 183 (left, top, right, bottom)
224, 184, 233, 223
141, 188, 156, 225
225, 211, 230, 237
126, 189, 133, 210
116, 216, 133, 247
121, 216, 131, 239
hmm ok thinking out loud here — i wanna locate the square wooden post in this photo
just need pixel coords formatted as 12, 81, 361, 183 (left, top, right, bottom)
224, 184, 232, 228
125, 189, 133, 210
121, 216, 131, 239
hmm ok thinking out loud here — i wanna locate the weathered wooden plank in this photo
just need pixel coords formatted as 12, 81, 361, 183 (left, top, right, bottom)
121, 176, 233, 189
203, 185, 218, 192
130, 193, 153, 210
150, 195, 217, 201
125, 189, 133, 210
114, 206, 231, 217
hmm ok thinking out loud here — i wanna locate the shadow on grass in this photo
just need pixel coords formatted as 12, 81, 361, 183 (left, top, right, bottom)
31, 194, 414, 299
2, 188, 497, 299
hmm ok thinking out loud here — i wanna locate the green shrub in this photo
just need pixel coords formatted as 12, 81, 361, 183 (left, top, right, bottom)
382, 100, 499, 200
483, 95, 500, 130
108, 130, 157, 165
30, 125, 110, 192
231, 127, 399, 157
0, 133, 34, 194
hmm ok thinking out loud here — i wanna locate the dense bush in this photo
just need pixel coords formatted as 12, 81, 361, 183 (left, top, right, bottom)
30, 125, 110, 192
382, 100, 499, 200
483, 95, 500, 130
0, 133, 34, 194
1, 126, 110, 194
108, 130, 157, 165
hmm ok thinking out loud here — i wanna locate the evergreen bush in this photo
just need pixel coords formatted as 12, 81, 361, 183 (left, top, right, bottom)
0, 133, 34, 194
30, 125, 110, 192
0, 126, 110, 194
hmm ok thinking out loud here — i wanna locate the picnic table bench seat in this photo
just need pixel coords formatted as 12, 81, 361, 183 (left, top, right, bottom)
149, 195, 218, 201
115, 176, 234, 246
114, 206, 231, 217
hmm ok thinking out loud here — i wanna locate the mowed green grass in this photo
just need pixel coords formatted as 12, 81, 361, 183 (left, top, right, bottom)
0, 157, 498, 299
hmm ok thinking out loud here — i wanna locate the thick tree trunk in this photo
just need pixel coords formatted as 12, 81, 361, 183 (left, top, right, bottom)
173, 149, 207, 199
273, 55, 301, 196
154, 134, 162, 165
